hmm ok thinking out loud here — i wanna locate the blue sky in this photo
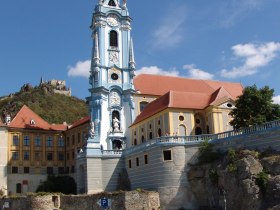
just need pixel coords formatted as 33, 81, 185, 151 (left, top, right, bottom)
1, 0, 280, 103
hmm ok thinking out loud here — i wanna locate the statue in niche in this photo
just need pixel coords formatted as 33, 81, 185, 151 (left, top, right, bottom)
89, 121, 95, 138
113, 117, 120, 132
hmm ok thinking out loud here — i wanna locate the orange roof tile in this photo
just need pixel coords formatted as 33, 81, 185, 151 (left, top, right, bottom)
69, 116, 90, 130
51, 124, 68, 131
132, 91, 212, 126
9, 105, 65, 131
134, 74, 243, 99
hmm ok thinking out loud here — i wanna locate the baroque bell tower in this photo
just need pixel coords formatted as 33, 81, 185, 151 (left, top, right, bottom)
87, 0, 136, 154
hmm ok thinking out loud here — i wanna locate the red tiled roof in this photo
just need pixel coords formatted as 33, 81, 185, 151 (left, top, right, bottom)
131, 74, 243, 126
132, 91, 212, 126
51, 124, 68, 131
134, 74, 243, 99
69, 116, 90, 129
9, 105, 66, 131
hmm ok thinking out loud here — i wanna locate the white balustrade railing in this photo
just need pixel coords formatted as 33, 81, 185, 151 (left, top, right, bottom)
124, 119, 280, 155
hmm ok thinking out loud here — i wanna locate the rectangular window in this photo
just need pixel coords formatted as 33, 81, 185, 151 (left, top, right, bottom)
136, 157, 139, 167
23, 151, 30, 160
46, 136, 53, 147
72, 150, 75, 159
72, 135, 75, 145
35, 152, 41, 161
34, 136, 41, 146
58, 152, 64, 161
67, 137, 70, 147
47, 167, 53, 175
23, 136, 30, 146
65, 167, 69, 174
128, 160, 132, 168
24, 167, 30, 174
71, 166, 75, 173
12, 151, 19, 160
58, 136, 64, 147
78, 133, 81, 143
163, 150, 172, 161
58, 167, 64, 174
12, 135, 19, 146
67, 153, 70, 160
46, 152, 53, 161
12, 167, 18, 174
144, 154, 148, 164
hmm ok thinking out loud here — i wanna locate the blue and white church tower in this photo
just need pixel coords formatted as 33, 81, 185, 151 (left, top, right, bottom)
87, 0, 136, 154
76, 0, 135, 194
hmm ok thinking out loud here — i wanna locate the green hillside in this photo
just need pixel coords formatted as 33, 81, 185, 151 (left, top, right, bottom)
0, 84, 89, 125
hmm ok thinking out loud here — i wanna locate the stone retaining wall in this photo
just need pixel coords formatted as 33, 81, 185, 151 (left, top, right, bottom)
0, 190, 160, 210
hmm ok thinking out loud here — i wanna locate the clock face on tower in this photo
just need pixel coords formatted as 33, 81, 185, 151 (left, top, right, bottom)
106, 15, 119, 27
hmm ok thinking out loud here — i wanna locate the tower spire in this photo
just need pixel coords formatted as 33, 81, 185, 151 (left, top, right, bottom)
129, 38, 136, 70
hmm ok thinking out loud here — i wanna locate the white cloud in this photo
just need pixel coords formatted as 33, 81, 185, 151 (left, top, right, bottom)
184, 64, 214, 80
273, 95, 280, 105
67, 60, 91, 78
135, 66, 179, 77
221, 42, 280, 78
220, 0, 263, 27
152, 5, 187, 48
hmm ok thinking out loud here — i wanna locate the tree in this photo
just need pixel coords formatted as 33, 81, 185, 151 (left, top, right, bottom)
36, 175, 77, 194
230, 85, 280, 129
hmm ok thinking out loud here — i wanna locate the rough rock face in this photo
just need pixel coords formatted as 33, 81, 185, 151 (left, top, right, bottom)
188, 150, 280, 210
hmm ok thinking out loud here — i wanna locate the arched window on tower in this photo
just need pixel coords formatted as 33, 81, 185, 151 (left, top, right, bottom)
110, 30, 118, 47
108, 0, 116, 6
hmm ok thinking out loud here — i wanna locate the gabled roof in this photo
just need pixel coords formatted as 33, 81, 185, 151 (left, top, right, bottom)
131, 90, 212, 126
131, 74, 244, 126
9, 105, 66, 131
209, 86, 232, 105
134, 74, 243, 99
68, 116, 90, 130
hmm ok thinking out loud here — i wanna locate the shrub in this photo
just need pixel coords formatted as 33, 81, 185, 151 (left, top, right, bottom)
227, 149, 237, 163
209, 168, 219, 185
36, 175, 76, 195
198, 140, 222, 164
256, 171, 269, 193
226, 163, 237, 173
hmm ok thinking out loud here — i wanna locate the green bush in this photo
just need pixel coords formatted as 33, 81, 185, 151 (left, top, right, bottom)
226, 163, 237, 173
36, 176, 76, 195
227, 149, 237, 162
209, 168, 219, 185
256, 171, 269, 192
198, 140, 222, 164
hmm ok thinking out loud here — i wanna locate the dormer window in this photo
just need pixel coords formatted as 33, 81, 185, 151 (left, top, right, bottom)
108, 0, 116, 6
30, 119, 36, 125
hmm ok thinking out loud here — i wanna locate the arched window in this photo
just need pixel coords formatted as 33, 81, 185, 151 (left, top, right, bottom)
158, 128, 162, 137
179, 125, 186, 136
149, 132, 153, 140
110, 30, 118, 47
108, 0, 116, 6
141, 136, 145, 143
195, 127, 202, 135
140, 101, 149, 112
